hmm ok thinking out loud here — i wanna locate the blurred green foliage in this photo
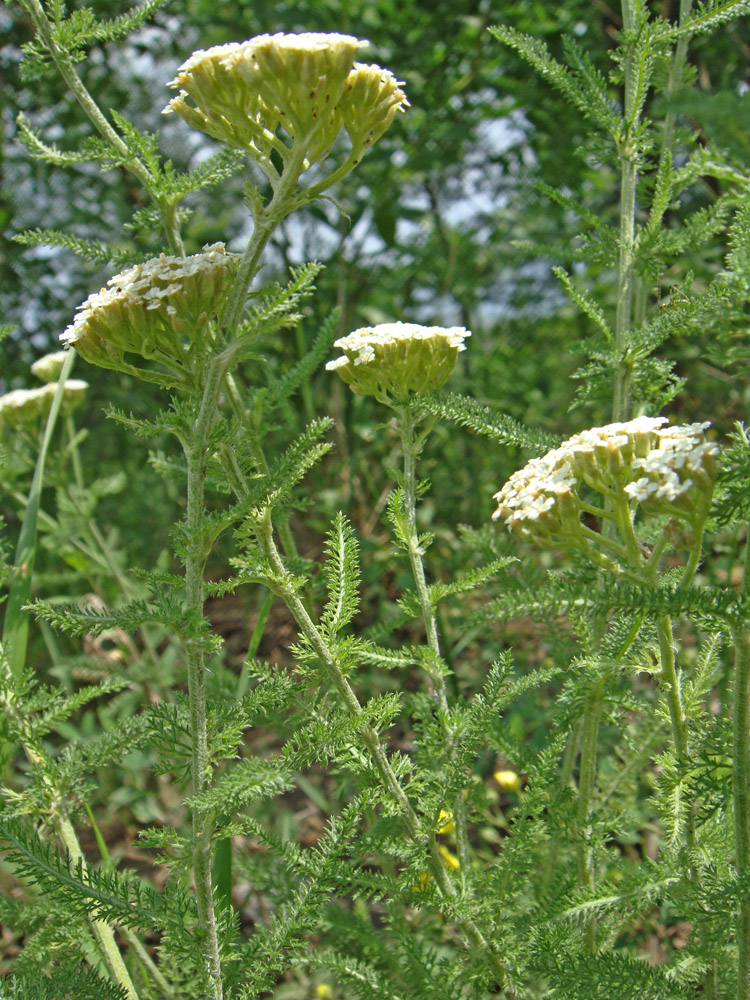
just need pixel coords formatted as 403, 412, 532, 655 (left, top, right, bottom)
1, 1, 750, 996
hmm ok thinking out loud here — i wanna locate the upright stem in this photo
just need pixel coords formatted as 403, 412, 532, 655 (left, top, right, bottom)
576, 676, 606, 951
612, 0, 639, 422
56, 813, 140, 1000
398, 409, 443, 701
24, 0, 184, 255
397, 408, 476, 873
182, 358, 228, 1000
255, 512, 509, 993
655, 613, 694, 851
220, 146, 309, 337
733, 627, 750, 1000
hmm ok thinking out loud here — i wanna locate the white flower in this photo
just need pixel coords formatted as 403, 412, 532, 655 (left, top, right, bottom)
492, 415, 719, 543
60, 245, 238, 384
327, 322, 471, 402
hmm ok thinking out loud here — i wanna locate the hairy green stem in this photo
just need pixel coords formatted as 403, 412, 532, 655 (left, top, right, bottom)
182, 358, 229, 1000
220, 146, 309, 337
612, 0, 639, 422
397, 407, 477, 880
397, 409, 444, 703
56, 813, 140, 999
733, 627, 750, 1000
576, 676, 606, 951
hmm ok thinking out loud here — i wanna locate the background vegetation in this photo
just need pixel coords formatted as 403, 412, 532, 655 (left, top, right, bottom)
1, 1, 750, 998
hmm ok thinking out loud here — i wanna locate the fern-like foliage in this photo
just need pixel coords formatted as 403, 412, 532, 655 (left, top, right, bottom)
0, 959, 131, 1000
320, 512, 361, 637
419, 392, 559, 453
0, 817, 194, 932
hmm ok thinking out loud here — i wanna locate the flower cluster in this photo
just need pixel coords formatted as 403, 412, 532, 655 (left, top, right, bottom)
0, 381, 88, 431
61, 245, 238, 385
326, 322, 470, 403
165, 33, 408, 184
30, 351, 68, 383
493, 416, 718, 548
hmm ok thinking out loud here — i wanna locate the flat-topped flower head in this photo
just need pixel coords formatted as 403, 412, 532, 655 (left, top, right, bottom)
164, 33, 407, 190
326, 322, 470, 403
493, 417, 718, 550
0, 381, 88, 431
166, 33, 363, 155
61, 245, 238, 388
31, 351, 68, 383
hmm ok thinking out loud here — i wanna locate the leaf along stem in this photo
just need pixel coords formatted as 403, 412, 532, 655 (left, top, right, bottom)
255, 509, 511, 994
22, 0, 185, 255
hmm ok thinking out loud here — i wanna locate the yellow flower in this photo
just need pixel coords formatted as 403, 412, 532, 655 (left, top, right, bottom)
494, 770, 521, 793
413, 870, 432, 892
437, 809, 455, 835
439, 845, 460, 870
316, 985, 333, 1000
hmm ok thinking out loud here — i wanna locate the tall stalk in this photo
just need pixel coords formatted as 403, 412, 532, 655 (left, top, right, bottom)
570, 1, 643, 934
253, 509, 510, 994
733, 628, 750, 1000
612, 0, 639, 423
23, 0, 185, 256
734, 520, 750, 1000
396, 407, 476, 872
179, 357, 231, 1000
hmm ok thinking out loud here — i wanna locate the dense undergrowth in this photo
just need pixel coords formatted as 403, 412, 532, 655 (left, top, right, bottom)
1, 1, 750, 998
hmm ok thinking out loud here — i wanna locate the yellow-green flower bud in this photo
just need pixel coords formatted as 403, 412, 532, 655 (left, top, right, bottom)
165, 34, 407, 191
31, 351, 68, 383
60, 245, 238, 387
326, 322, 470, 404
165, 34, 363, 161
339, 63, 409, 159
0, 380, 88, 431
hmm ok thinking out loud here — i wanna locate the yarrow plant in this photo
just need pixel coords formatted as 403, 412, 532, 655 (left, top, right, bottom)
4, 3, 750, 1000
